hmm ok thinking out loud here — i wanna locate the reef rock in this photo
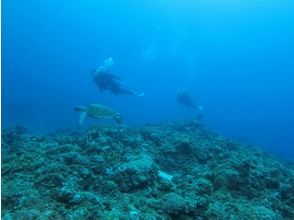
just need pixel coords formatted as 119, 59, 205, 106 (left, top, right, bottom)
2, 120, 294, 219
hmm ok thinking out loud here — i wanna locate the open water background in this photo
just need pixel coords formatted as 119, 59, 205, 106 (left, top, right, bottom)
2, 0, 294, 158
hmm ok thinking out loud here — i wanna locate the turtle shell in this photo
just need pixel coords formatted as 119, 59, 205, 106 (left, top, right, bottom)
87, 104, 122, 123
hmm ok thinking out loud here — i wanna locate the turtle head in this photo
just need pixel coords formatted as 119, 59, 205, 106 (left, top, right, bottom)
74, 106, 88, 112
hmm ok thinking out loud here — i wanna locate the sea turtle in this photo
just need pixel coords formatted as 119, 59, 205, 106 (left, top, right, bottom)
74, 104, 123, 125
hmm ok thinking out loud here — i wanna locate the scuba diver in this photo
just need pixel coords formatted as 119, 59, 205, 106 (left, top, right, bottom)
176, 89, 204, 121
176, 89, 197, 108
92, 58, 144, 96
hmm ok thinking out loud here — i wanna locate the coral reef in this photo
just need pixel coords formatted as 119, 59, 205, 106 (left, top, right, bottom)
2, 120, 294, 219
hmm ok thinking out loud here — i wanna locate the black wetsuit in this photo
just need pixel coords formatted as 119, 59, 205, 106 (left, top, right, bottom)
93, 72, 135, 95
177, 92, 196, 108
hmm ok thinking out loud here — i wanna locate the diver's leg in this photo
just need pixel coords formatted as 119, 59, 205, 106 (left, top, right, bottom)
120, 88, 145, 96
111, 84, 144, 96
118, 88, 135, 95
110, 84, 134, 95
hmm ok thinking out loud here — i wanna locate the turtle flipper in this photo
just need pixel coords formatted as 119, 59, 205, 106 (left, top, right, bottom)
79, 112, 87, 125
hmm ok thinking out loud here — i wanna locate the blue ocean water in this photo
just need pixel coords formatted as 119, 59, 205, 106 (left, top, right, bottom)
2, 0, 294, 158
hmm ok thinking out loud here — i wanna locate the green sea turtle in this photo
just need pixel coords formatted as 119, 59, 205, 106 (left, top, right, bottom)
74, 104, 123, 125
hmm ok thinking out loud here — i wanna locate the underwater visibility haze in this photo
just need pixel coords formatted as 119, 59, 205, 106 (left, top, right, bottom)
2, 0, 294, 219
2, 0, 294, 157
3, 0, 294, 158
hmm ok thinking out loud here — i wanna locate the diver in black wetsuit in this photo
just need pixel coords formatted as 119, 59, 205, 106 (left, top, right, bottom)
92, 70, 134, 95
177, 89, 203, 121
176, 89, 197, 108
92, 58, 144, 96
